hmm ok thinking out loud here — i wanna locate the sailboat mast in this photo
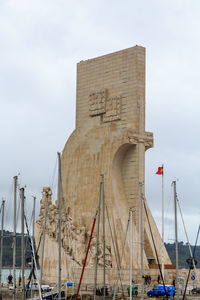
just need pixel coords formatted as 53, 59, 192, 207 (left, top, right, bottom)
58, 152, 62, 300
139, 183, 144, 300
173, 181, 179, 300
31, 196, 36, 299
40, 190, 49, 284
129, 207, 133, 300
13, 176, 17, 300
161, 164, 164, 278
20, 188, 25, 300
33, 196, 36, 242
24, 204, 42, 300
0, 199, 5, 299
177, 199, 196, 269
102, 174, 106, 300
94, 180, 102, 300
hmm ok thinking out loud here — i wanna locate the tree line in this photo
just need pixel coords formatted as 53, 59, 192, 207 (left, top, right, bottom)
0, 230, 32, 267
0, 230, 199, 269
165, 242, 200, 268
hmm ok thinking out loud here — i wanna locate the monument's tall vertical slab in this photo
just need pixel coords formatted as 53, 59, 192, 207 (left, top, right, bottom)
36, 46, 171, 283
61, 46, 170, 268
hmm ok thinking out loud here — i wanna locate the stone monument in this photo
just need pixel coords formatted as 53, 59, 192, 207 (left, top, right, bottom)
36, 46, 172, 284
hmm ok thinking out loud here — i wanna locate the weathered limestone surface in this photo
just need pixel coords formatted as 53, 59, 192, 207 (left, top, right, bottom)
36, 46, 171, 284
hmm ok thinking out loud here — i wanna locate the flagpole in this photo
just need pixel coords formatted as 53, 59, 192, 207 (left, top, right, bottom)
161, 164, 164, 279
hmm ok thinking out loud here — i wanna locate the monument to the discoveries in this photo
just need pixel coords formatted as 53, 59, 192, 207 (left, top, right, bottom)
36, 46, 171, 284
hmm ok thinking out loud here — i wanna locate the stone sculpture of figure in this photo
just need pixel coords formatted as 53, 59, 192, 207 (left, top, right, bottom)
39, 198, 45, 219
39, 187, 52, 218
98, 243, 104, 267
47, 204, 56, 237
65, 215, 74, 255
105, 245, 112, 267
87, 236, 97, 267
50, 208, 58, 239
62, 233, 68, 252
37, 187, 112, 267
97, 242, 112, 268
73, 225, 86, 265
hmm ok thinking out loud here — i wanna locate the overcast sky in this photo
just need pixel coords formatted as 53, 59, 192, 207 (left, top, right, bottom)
1, 0, 200, 244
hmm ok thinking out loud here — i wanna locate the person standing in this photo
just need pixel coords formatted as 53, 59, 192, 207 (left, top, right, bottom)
18, 275, 21, 286
157, 275, 160, 284
8, 274, 13, 284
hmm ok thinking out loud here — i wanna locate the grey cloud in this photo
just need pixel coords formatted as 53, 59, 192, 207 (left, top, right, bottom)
1, 0, 200, 243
